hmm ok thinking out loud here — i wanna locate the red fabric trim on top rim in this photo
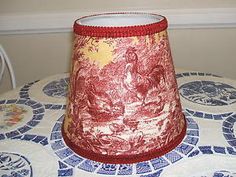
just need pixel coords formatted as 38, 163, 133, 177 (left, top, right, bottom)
73, 12, 168, 38
61, 114, 186, 164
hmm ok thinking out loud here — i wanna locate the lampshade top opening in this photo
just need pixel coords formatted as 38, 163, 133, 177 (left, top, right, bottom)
74, 13, 167, 37
77, 13, 164, 27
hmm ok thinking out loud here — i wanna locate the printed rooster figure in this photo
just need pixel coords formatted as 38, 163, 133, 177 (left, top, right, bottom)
123, 47, 139, 98
86, 81, 125, 122
123, 47, 166, 104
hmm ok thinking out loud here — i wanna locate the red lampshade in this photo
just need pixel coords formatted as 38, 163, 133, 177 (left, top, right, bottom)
62, 12, 186, 164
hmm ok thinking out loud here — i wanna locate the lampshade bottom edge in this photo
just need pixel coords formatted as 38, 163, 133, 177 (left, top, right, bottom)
61, 115, 187, 164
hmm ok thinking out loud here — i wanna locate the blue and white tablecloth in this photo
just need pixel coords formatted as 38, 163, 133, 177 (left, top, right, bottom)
0, 71, 235, 177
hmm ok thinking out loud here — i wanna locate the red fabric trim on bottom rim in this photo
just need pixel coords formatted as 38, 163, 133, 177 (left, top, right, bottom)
61, 115, 186, 164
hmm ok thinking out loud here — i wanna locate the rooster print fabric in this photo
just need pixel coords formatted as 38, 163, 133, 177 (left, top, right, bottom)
63, 30, 186, 161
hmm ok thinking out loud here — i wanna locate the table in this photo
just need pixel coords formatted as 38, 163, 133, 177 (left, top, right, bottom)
0, 71, 235, 177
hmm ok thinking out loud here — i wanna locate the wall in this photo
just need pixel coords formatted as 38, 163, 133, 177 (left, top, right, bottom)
1, 0, 236, 13
1, 0, 236, 93
0, 33, 73, 93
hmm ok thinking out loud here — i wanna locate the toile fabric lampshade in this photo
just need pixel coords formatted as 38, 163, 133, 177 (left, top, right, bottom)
62, 12, 186, 164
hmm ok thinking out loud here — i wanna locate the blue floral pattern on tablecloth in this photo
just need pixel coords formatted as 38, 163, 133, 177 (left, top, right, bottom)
49, 111, 199, 176
42, 78, 69, 98
177, 72, 236, 121
0, 152, 33, 177
179, 81, 236, 106
212, 170, 236, 177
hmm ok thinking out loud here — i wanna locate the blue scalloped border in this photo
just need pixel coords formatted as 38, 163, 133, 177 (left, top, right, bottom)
222, 114, 236, 148
19, 79, 68, 110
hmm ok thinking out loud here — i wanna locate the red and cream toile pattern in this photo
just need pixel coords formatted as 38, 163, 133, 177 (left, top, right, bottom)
62, 16, 186, 163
